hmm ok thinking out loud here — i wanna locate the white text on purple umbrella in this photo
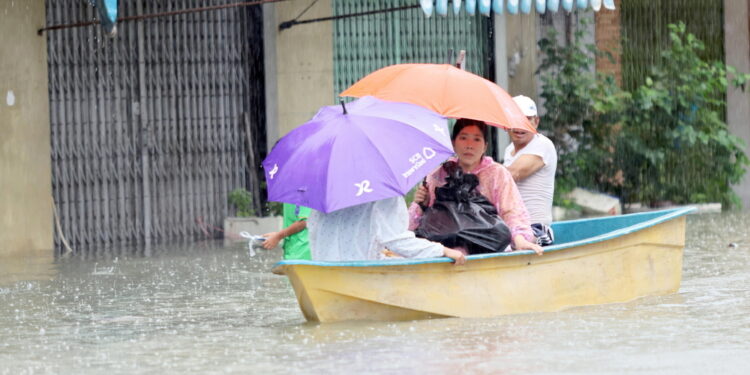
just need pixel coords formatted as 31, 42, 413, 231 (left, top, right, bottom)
402, 147, 437, 179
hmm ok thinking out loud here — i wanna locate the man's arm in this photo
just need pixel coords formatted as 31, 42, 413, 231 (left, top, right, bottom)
506, 154, 545, 182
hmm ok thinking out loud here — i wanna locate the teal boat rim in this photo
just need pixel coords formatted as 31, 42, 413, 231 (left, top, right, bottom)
272, 206, 696, 269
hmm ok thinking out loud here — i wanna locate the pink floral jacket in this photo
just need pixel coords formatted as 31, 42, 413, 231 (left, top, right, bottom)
408, 156, 535, 244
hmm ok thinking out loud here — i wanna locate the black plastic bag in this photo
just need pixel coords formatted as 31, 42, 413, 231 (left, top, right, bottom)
415, 161, 511, 254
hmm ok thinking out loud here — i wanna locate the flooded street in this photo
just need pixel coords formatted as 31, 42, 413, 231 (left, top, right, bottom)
2, 212, 749, 374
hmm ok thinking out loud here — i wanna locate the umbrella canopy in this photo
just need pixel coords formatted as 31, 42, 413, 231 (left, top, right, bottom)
262, 96, 454, 213
340, 63, 535, 133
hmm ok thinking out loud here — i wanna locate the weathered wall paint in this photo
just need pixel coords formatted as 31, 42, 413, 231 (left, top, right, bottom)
264, 0, 334, 144
0, 0, 54, 257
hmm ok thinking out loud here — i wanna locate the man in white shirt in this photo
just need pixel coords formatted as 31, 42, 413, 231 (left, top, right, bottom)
503, 95, 557, 245
308, 196, 465, 265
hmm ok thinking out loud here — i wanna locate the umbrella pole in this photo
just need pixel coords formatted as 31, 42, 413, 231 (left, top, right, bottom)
455, 50, 466, 70
340, 99, 348, 114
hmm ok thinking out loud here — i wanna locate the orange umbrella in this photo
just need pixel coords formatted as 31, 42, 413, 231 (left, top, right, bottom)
340, 63, 535, 133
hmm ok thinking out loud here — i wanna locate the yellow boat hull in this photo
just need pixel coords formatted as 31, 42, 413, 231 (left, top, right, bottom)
272, 209, 690, 323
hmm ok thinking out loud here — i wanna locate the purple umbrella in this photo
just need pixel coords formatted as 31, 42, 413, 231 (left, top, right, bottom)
262, 96, 453, 213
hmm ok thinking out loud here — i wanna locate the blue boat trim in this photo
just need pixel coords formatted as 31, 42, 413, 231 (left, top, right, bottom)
272, 207, 695, 269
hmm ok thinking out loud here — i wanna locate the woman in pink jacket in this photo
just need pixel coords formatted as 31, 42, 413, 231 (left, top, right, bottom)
409, 119, 543, 255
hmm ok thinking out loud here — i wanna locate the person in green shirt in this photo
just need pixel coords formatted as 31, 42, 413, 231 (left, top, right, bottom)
261, 203, 311, 260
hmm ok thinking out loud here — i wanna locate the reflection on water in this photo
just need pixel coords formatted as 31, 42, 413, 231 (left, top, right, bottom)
0, 250, 56, 286
2, 212, 750, 374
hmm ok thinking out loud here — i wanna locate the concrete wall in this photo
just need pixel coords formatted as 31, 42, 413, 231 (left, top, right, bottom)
264, 0, 334, 148
0, 0, 54, 257
493, 13, 511, 158
493, 13, 539, 160
724, 0, 750, 208
505, 13, 538, 99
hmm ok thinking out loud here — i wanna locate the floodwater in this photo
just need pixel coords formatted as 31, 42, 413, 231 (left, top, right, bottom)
1, 212, 749, 374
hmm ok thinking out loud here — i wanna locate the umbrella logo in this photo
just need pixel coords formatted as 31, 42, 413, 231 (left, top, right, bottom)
268, 164, 278, 179
354, 180, 373, 196
433, 123, 445, 135
403, 147, 437, 178
422, 147, 437, 159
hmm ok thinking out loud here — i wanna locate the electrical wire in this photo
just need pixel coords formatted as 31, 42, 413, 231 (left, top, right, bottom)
38, 0, 288, 35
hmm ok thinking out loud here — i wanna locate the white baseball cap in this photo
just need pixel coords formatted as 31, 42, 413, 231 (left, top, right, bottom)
512, 95, 538, 117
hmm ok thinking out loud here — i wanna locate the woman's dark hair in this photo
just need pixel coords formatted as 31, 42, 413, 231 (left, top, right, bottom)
451, 118, 489, 142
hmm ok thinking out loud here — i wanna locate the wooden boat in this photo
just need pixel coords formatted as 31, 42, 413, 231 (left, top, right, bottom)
272, 207, 694, 323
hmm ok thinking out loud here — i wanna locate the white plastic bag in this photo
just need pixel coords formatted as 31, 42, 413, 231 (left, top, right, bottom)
239, 232, 265, 257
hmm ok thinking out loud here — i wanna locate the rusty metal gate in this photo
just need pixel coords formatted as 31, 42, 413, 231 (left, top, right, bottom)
46, 0, 266, 253
620, 0, 725, 92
